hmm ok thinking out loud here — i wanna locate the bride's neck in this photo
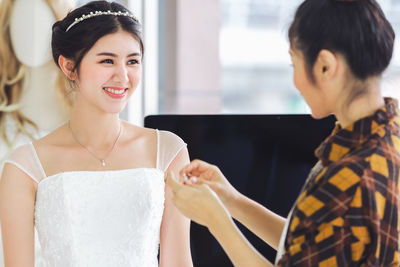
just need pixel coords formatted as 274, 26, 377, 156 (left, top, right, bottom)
69, 106, 121, 147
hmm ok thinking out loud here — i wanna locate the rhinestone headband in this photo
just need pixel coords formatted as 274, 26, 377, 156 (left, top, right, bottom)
66, 10, 139, 32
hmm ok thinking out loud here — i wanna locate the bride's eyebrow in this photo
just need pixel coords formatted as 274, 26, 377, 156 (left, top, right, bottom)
127, 52, 141, 57
96, 52, 117, 57
96, 52, 141, 57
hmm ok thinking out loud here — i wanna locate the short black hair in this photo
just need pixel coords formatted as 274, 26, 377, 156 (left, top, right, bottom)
52, 1, 143, 74
288, 0, 395, 82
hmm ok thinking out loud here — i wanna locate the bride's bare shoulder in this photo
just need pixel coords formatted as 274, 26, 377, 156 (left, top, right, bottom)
33, 123, 71, 149
122, 121, 157, 139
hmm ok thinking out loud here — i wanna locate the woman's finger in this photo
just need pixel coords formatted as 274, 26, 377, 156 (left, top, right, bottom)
179, 159, 210, 177
185, 177, 219, 190
184, 176, 210, 186
183, 176, 198, 185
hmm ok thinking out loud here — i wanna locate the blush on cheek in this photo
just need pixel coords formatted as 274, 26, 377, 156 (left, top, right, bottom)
130, 74, 141, 89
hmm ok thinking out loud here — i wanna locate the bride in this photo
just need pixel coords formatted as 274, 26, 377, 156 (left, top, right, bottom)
0, 1, 193, 266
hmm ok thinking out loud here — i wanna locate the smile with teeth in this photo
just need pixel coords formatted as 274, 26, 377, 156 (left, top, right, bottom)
103, 87, 127, 95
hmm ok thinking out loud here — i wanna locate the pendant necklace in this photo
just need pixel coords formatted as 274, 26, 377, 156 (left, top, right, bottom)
68, 120, 122, 167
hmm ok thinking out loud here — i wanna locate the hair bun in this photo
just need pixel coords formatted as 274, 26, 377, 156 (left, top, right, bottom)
289, 0, 394, 80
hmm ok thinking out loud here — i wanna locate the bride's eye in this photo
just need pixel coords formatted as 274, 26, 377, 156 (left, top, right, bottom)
100, 59, 114, 64
128, 59, 140, 65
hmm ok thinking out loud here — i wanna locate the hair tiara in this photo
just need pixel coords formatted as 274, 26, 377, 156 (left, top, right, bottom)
66, 10, 139, 32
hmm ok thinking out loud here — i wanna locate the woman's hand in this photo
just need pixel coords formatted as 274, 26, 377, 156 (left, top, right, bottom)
166, 172, 231, 230
179, 159, 241, 212
166, 171, 274, 267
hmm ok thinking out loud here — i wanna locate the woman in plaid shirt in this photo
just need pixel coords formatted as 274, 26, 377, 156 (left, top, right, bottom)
167, 0, 399, 266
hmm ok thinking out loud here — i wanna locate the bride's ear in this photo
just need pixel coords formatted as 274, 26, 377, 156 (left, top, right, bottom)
58, 56, 77, 80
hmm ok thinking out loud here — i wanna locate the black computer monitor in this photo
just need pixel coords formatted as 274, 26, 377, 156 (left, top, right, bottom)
145, 114, 336, 267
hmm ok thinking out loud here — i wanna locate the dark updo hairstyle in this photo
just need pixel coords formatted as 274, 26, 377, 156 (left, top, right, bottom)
52, 0, 143, 75
288, 0, 395, 82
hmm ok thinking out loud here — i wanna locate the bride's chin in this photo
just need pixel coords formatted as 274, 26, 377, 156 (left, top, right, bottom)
103, 104, 128, 114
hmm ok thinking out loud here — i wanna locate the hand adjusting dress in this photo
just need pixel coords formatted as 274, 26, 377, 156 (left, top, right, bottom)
3, 130, 185, 267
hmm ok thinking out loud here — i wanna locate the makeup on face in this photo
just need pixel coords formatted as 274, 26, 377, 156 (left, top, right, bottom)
94, 50, 141, 101
103, 86, 128, 99
74, 30, 142, 114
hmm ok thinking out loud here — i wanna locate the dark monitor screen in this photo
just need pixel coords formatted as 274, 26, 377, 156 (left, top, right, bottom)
144, 114, 336, 267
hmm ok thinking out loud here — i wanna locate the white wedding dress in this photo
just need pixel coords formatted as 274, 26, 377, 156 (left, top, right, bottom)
2, 129, 185, 267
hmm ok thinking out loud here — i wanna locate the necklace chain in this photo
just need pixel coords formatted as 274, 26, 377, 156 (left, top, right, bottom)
68, 120, 122, 167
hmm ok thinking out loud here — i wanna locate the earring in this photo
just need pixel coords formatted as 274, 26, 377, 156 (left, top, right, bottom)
66, 79, 77, 93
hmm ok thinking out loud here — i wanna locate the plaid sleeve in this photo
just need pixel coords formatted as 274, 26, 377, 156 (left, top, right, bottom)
359, 154, 399, 266
277, 165, 361, 267
277, 154, 399, 266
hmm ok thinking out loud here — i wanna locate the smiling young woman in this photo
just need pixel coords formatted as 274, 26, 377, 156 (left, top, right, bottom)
0, 1, 193, 267
59, 29, 142, 115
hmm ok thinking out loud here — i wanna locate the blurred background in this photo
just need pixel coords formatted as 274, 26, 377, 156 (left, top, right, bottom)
0, 0, 398, 266
75, 0, 400, 124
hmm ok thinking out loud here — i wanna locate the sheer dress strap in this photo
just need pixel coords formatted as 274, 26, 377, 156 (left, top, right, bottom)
156, 130, 187, 172
2, 143, 46, 183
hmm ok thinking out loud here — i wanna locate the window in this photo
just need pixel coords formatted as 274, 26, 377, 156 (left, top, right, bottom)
220, 0, 400, 114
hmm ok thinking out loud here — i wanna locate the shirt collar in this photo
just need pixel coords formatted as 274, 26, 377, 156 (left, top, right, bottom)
315, 98, 399, 166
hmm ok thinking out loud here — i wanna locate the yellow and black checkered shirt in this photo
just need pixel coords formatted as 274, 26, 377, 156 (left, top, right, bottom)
278, 98, 400, 267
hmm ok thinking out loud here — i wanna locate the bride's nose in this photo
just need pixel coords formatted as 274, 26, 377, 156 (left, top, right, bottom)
112, 63, 129, 83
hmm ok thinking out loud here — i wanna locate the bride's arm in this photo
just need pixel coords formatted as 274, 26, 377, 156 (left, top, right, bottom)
0, 163, 36, 267
159, 148, 193, 267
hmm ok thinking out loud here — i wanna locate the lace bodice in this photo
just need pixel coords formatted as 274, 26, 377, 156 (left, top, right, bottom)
2, 130, 186, 267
